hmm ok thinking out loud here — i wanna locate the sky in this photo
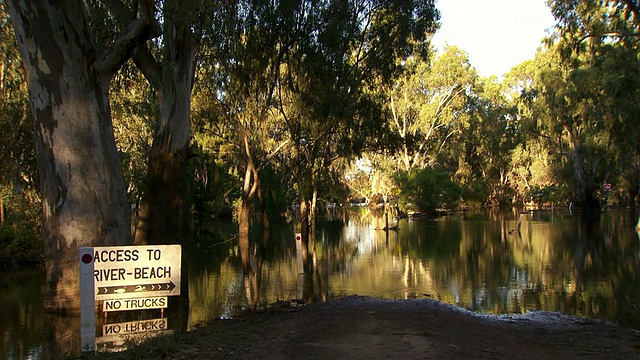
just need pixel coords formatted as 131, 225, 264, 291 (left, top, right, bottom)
431, 0, 557, 78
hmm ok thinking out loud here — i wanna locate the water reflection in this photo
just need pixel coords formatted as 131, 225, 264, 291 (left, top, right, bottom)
94, 308, 180, 352
187, 207, 640, 330
2, 207, 640, 358
0, 271, 45, 359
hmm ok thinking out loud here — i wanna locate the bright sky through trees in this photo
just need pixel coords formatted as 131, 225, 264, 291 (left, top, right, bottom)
432, 0, 556, 78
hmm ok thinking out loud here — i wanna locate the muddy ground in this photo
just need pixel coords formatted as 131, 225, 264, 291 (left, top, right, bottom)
111, 296, 640, 359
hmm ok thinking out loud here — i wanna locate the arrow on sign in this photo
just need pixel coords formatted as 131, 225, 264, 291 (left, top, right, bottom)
97, 281, 176, 295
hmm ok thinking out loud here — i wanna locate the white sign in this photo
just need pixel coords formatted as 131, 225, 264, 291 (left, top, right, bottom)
103, 297, 168, 312
92, 245, 181, 300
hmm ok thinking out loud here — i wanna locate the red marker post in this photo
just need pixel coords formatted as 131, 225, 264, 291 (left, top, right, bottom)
603, 183, 612, 207
295, 233, 304, 274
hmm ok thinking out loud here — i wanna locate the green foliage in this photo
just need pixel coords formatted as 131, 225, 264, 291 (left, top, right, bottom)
394, 168, 462, 213
0, 191, 43, 268
0, 4, 42, 268
111, 61, 156, 206
460, 179, 490, 206
540, 0, 640, 208
526, 185, 570, 208
459, 75, 521, 205
189, 153, 240, 218
0, 3, 38, 195
0, 222, 42, 268
259, 164, 297, 216
4, 0, 640, 267
342, 155, 399, 205
388, 45, 477, 173
193, 0, 442, 232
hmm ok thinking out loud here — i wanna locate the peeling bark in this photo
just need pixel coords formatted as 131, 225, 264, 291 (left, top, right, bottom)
6, 0, 146, 312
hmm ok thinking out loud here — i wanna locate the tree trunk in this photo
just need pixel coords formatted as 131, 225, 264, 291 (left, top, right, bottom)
257, 182, 270, 232
238, 190, 251, 243
0, 197, 5, 225
134, 106, 192, 303
238, 223, 254, 307
310, 185, 318, 257
299, 196, 310, 263
237, 131, 262, 239
628, 151, 639, 210
134, 17, 196, 253
135, 132, 191, 245
238, 162, 256, 306
297, 169, 314, 272
7, 0, 140, 312
133, 14, 196, 304
568, 126, 600, 210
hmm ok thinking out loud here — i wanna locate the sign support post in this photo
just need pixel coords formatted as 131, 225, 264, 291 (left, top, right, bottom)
295, 233, 304, 274
295, 233, 304, 299
79, 247, 95, 353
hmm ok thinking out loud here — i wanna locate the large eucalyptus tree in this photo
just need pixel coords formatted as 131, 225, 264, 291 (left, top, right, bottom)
5, 0, 153, 312
102, 0, 205, 247
543, 0, 640, 209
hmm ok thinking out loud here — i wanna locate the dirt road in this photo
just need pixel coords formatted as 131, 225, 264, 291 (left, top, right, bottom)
110, 296, 640, 359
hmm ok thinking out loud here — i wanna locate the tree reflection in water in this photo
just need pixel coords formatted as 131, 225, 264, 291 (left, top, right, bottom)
218, 207, 640, 329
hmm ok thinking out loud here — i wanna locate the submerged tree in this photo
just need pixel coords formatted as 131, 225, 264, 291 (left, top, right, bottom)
271, 0, 440, 261
197, 0, 439, 265
196, 1, 292, 244
103, 0, 201, 247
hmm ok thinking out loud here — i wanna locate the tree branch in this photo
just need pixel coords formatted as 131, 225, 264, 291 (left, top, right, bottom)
576, 32, 640, 47
100, 0, 134, 19
99, 0, 160, 82
93, 0, 156, 76
259, 139, 291, 171
93, 19, 148, 76
132, 45, 161, 84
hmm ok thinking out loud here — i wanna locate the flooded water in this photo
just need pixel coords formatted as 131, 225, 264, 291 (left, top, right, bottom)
2, 207, 640, 358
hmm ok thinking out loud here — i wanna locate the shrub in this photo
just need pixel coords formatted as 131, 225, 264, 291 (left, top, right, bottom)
394, 168, 462, 213
526, 185, 568, 208
461, 178, 490, 206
